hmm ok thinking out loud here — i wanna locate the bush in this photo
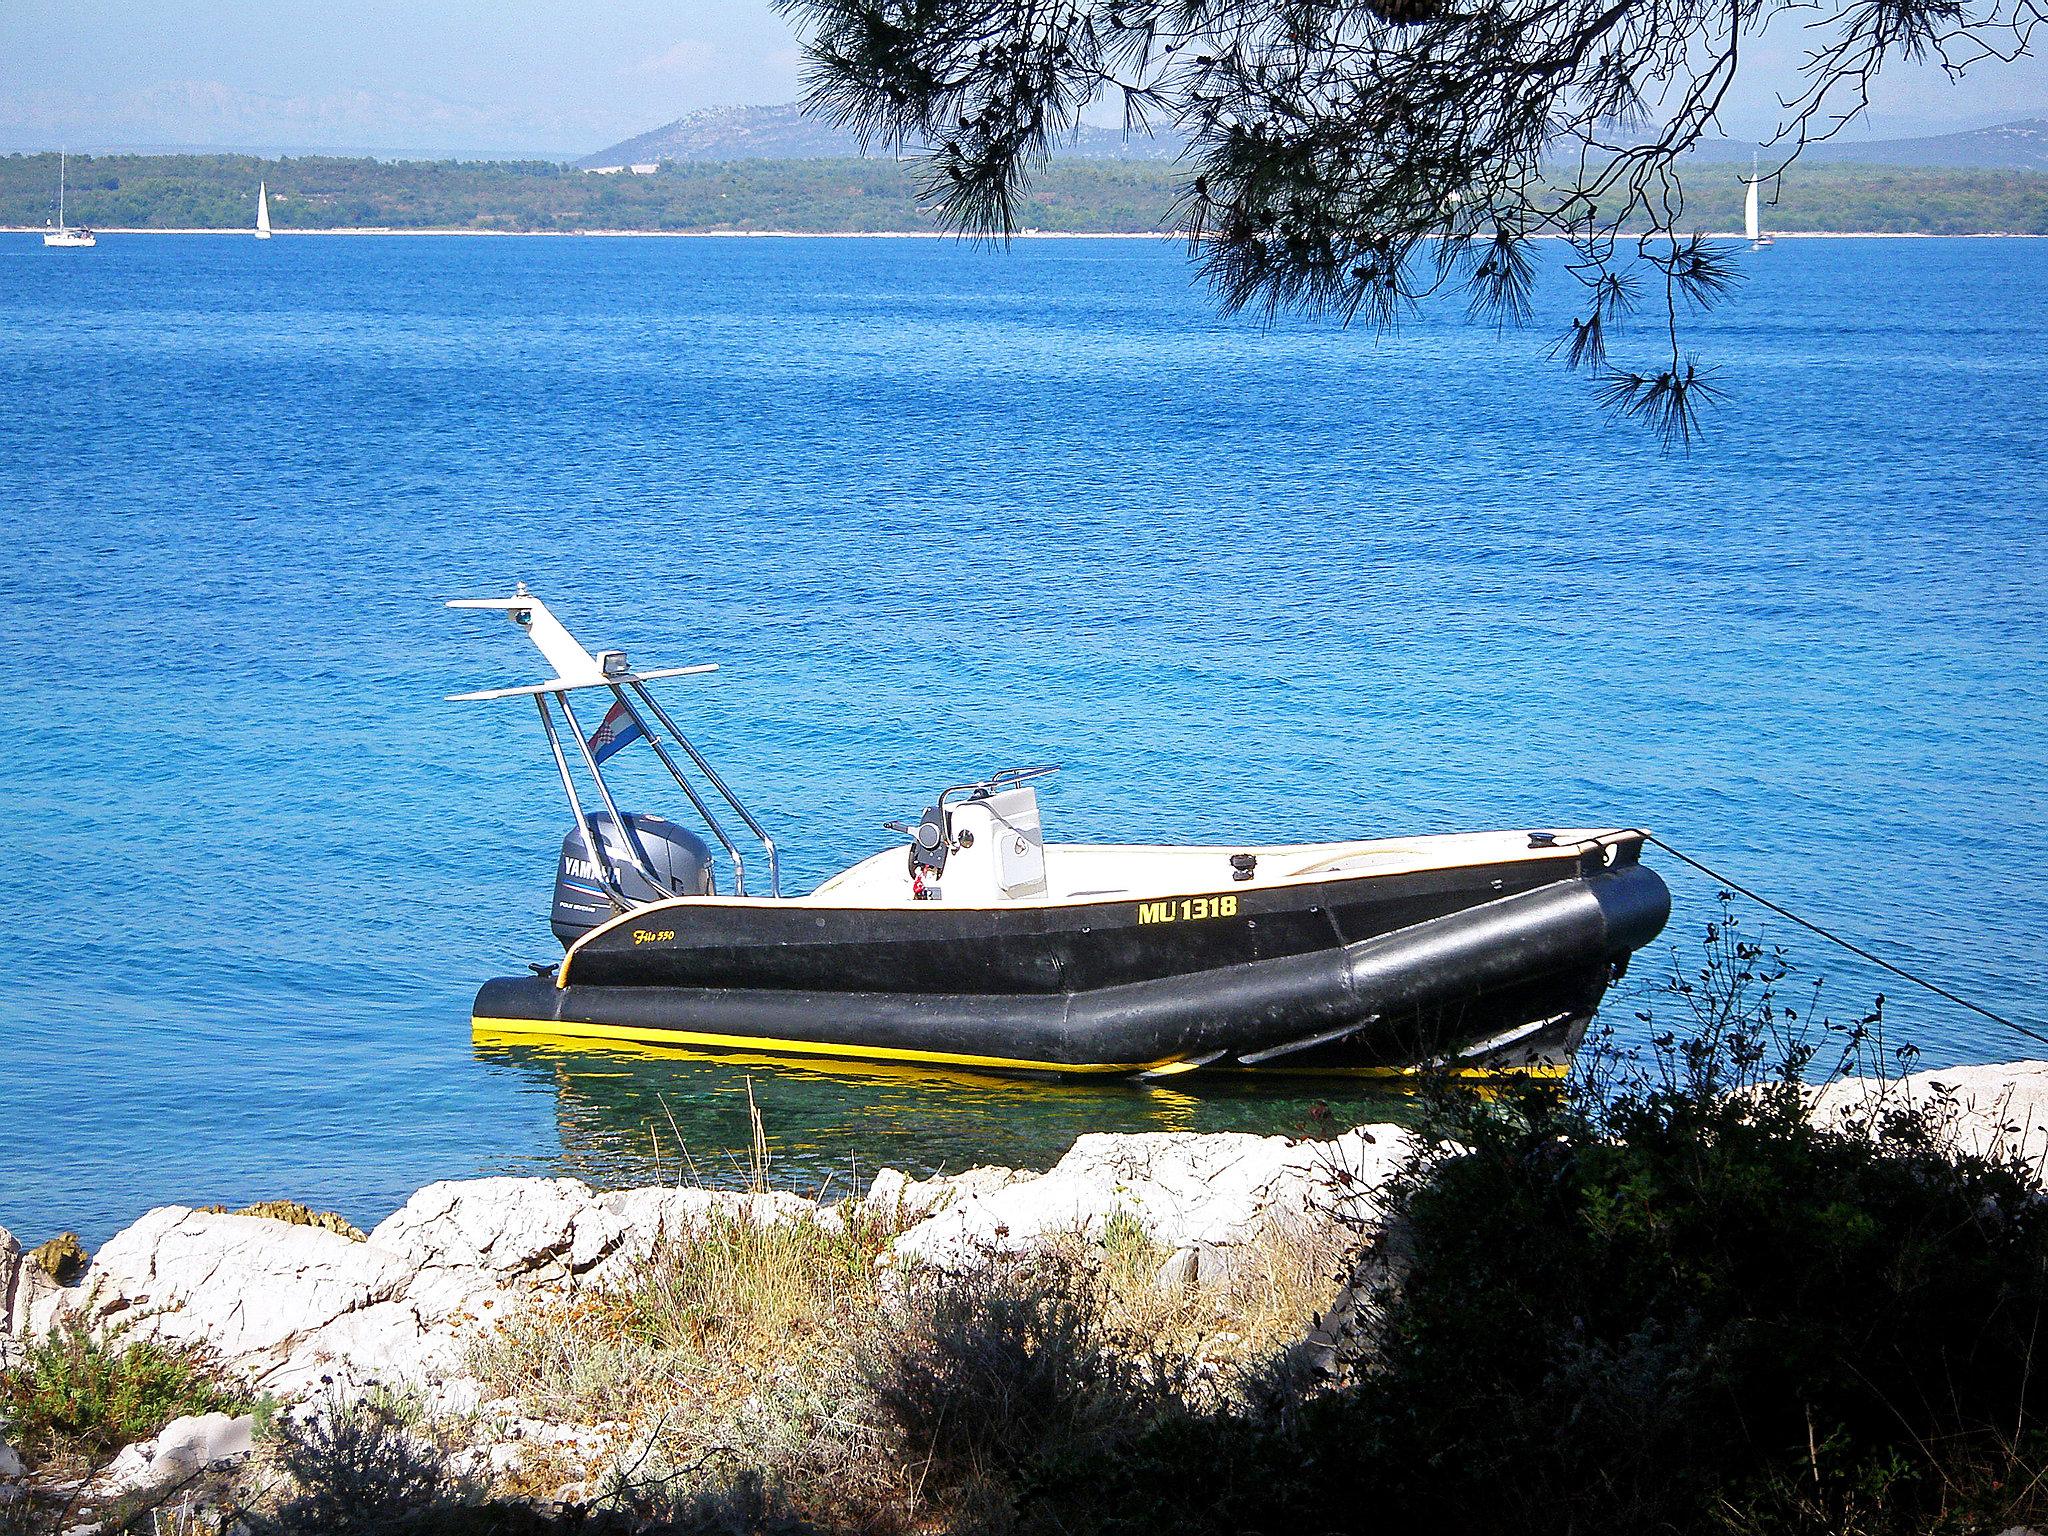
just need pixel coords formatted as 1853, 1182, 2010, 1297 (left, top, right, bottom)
254, 1396, 451, 1536
1086, 900, 2048, 1536
858, 1260, 1153, 1487
0, 1308, 249, 1468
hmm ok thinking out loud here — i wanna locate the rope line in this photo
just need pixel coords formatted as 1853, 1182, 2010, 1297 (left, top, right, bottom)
1638, 833, 2048, 1050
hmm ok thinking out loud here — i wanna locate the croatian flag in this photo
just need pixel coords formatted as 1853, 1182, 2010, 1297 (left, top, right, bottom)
586, 699, 645, 765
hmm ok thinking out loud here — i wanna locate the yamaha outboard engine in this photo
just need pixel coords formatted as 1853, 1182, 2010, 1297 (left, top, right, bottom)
551, 811, 714, 946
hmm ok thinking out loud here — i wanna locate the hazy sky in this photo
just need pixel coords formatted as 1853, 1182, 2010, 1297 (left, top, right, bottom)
2, 0, 2042, 157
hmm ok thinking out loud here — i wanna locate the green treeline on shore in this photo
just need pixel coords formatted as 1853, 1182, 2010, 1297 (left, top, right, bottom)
4, 151, 2045, 235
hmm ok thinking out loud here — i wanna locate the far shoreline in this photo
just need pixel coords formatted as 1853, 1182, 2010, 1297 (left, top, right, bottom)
6, 226, 2044, 240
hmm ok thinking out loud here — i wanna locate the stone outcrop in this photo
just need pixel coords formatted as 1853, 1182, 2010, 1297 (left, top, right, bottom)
38, 1178, 819, 1406
888, 1126, 1412, 1282
1, 1223, 65, 1351
861, 1164, 1034, 1222
1805, 1059, 2048, 1167
1, 1128, 1413, 1419
96, 1413, 255, 1496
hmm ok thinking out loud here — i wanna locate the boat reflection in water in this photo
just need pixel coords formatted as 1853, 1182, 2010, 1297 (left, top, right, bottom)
472, 1028, 1434, 1198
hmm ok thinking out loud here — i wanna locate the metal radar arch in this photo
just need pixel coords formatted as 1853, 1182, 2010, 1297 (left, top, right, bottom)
446, 585, 781, 910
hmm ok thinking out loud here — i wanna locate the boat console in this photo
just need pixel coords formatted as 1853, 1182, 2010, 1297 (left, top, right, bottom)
889, 768, 1056, 902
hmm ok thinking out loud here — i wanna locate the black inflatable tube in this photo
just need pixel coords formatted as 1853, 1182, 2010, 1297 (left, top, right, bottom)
475, 862, 1670, 1070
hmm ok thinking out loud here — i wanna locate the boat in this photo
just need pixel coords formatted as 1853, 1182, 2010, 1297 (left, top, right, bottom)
454, 588, 1671, 1080
1745, 154, 1774, 249
42, 152, 96, 249
256, 181, 272, 240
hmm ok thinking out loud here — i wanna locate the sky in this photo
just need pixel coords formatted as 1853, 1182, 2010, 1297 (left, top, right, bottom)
2, 0, 2043, 159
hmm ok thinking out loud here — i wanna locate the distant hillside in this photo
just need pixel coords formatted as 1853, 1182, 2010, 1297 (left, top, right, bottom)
3, 153, 2042, 236
579, 103, 1185, 169
589, 105, 2048, 174
1687, 119, 2048, 170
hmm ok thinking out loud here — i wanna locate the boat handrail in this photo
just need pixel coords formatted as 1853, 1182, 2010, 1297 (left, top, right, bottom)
447, 587, 783, 900
532, 692, 635, 910
554, 690, 668, 892
621, 679, 781, 898
934, 764, 1062, 820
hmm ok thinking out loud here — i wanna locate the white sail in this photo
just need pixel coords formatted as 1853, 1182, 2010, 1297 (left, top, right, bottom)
1744, 154, 1761, 245
43, 149, 96, 247
256, 181, 272, 238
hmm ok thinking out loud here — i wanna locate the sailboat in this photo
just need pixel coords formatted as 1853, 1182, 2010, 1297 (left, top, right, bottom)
1744, 153, 1774, 249
43, 151, 97, 249
255, 181, 272, 240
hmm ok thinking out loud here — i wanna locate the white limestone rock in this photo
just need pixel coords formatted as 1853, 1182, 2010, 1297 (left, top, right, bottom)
0, 1226, 18, 1334
96, 1412, 253, 1495
52, 1177, 819, 1405
369, 1178, 814, 1297
891, 1126, 1412, 1273
85, 1208, 416, 1360
0, 1438, 22, 1481
0, 1224, 66, 1341
371, 1178, 596, 1289
1806, 1060, 2048, 1169
863, 1165, 1033, 1222
73, 1206, 502, 1402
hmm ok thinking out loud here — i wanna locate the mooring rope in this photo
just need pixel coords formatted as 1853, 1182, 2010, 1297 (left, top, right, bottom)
1637, 832, 2048, 1050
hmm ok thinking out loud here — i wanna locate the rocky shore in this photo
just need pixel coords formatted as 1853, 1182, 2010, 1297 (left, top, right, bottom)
0, 1121, 1405, 1512
5, 1058, 2047, 1525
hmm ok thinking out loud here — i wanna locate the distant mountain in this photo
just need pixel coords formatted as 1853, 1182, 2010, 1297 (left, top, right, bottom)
589, 106, 2048, 174
579, 103, 1185, 168
1686, 119, 2048, 170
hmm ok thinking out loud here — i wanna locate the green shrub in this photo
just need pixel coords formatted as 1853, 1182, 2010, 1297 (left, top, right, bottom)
253, 1396, 449, 1536
1081, 901, 2048, 1536
858, 1259, 1159, 1489
0, 1308, 250, 1468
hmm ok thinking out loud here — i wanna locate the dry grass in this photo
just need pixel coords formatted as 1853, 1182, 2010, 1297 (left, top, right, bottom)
1081, 1210, 1358, 1378
464, 1196, 1359, 1528
469, 1205, 898, 1431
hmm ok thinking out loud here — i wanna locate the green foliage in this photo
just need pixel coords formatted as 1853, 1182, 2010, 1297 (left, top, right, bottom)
251, 1396, 448, 1536
1347, 1081, 2048, 1532
0, 1308, 250, 1468
1074, 905, 2048, 1536
0, 151, 2041, 235
858, 1259, 1161, 1487
25, 1234, 87, 1286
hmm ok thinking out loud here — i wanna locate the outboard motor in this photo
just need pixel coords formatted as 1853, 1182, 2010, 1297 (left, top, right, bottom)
551, 811, 714, 946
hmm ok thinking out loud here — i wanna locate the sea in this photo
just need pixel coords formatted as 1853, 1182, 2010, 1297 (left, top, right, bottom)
1, 232, 2042, 1245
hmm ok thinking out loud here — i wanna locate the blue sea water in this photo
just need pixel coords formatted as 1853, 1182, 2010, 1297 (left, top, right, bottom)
0, 232, 2042, 1246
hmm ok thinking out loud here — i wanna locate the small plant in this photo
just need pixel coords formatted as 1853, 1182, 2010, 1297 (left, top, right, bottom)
230, 1202, 366, 1243
26, 1234, 87, 1286
252, 1396, 449, 1536
857, 1257, 1156, 1486
471, 1203, 903, 1422
0, 1307, 249, 1469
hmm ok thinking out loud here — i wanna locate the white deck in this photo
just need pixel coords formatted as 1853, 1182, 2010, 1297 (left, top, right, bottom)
804, 826, 1634, 910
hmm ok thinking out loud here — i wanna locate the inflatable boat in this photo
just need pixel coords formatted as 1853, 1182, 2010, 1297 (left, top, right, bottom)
454, 588, 1670, 1079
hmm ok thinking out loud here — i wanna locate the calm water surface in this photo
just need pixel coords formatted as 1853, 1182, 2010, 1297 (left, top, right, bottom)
1, 233, 2042, 1244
